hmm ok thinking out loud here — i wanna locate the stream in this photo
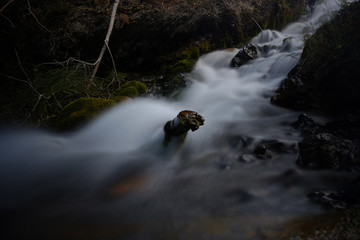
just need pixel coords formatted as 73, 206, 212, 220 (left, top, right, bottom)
0, 1, 357, 239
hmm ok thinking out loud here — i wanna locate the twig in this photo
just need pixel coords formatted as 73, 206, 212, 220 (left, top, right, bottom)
1, 13, 14, 27
14, 48, 31, 81
105, 41, 120, 95
0, 0, 14, 14
14, 48, 50, 116
105, 41, 119, 81
36, 57, 97, 68
26, 0, 52, 33
251, 17, 263, 32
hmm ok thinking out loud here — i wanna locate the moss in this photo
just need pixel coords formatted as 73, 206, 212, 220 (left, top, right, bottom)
162, 40, 212, 74
181, 41, 211, 59
111, 80, 147, 100
112, 86, 139, 98
56, 97, 116, 130
120, 81, 147, 95
166, 59, 196, 73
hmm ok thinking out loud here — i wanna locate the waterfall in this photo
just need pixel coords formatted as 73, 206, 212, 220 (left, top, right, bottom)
0, 1, 355, 239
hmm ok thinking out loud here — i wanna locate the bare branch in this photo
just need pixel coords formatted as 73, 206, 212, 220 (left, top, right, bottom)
251, 17, 263, 32
13, 48, 50, 115
36, 57, 97, 68
26, 0, 52, 33
1, 13, 14, 27
105, 40, 120, 79
0, 0, 14, 14
90, 0, 120, 82
14, 48, 31, 81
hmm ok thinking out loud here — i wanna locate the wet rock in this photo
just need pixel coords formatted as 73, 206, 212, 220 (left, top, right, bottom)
297, 133, 359, 170
292, 113, 323, 135
265, 140, 298, 154
255, 139, 298, 154
270, 69, 313, 110
230, 44, 258, 68
163, 110, 205, 145
271, 2, 360, 114
254, 145, 267, 156
308, 190, 347, 210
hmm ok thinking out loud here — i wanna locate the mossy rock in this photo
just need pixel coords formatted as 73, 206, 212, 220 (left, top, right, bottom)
110, 96, 131, 103
162, 59, 196, 74
111, 80, 147, 100
121, 81, 147, 95
56, 97, 116, 130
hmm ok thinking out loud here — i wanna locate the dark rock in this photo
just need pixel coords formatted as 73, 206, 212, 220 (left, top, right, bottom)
230, 44, 258, 68
260, 139, 298, 154
163, 110, 205, 145
292, 113, 325, 136
270, 67, 313, 110
325, 114, 360, 140
297, 133, 359, 170
271, 1, 360, 114
308, 190, 347, 210
254, 145, 267, 156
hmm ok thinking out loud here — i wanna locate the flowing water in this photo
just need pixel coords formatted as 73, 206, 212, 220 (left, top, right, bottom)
0, 1, 357, 239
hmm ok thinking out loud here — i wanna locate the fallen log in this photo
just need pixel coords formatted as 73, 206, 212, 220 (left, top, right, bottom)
163, 110, 205, 145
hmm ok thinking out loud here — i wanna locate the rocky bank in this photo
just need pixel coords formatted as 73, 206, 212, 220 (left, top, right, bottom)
271, 1, 360, 211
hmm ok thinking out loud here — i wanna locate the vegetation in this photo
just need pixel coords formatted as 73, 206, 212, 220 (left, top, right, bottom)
55, 97, 116, 130
0, 0, 308, 128
111, 80, 147, 100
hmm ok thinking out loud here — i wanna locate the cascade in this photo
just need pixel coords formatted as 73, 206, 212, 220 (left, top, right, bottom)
0, 1, 355, 239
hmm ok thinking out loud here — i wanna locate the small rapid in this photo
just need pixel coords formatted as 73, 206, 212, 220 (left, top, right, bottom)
0, 1, 356, 239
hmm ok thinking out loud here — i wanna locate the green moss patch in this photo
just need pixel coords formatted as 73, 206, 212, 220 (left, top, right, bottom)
162, 40, 212, 74
111, 80, 147, 100
56, 97, 116, 130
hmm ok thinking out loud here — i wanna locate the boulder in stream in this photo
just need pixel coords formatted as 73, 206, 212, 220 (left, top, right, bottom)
230, 44, 258, 68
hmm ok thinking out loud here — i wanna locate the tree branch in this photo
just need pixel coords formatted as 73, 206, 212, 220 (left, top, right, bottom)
0, 0, 14, 14
90, 0, 120, 82
26, 0, 52, 33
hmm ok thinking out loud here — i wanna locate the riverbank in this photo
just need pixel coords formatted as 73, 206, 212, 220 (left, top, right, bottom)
0, 0, 308, 129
